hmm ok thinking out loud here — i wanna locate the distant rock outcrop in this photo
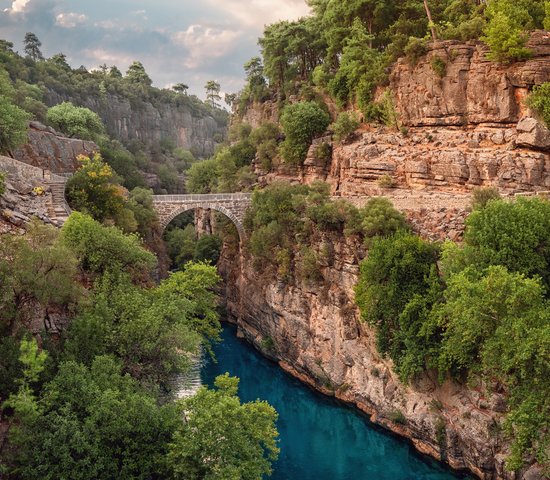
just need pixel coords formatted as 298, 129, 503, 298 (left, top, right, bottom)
44, 91, 227, 158
13, 121, 98, 174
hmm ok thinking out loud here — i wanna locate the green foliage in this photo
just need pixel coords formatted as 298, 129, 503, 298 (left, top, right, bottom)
527, 82, 550, 128
404, 37, 428, 66
355, 232, 440, 357
0, 171, 5, 196
0, 219, 82, 333
431, 56, 447, 78
64, 263, 220, 385
471, 186, 501, 210
280, 101, 330, 165
61, 212, 156, 281
65, 153, 127, 223
464, 197, 550, 289
482, 0, 535, 62
246, 182, 361, 274
0, 95, 30, 154
377, 174, 395, 189
389, 409, 407, 425
99, 138, 146, 190
23, 32, 43, 61
432, 266, 550, 469
331, 111, 360, 142
359, 197, 408, 243
186, 158, 218, 193
167, 374, 279, 480
8, 355, 180, 479
47, 102, 105, 141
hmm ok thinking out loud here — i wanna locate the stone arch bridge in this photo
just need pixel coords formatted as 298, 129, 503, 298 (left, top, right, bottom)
152, 193, 252, 239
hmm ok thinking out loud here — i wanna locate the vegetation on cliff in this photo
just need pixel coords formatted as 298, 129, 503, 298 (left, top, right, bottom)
0, 214, 279, 479
0, 35, 227, 193
354, 196, 550, 472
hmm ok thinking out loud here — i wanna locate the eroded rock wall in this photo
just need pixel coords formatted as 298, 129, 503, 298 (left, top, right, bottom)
13, 121, 98, 174
220, 238, 533, 480
44, 91, 226, 158
222, 34, 550, 480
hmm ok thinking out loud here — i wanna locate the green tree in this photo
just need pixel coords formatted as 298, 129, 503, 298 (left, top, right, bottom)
167, 374, 279, 480
464, 197, 550, 289
172, 83, 189, 94
46, 102, 105, 141
0, 96, 30, 154
432, 266, 550, 470
7, 355, 180, 480
186, 158, 218, 193
61, 212, 156, 281
204, 80, 221, 108
355, 232, 440, 356
125, 61, 152, 86
0, 219, 82, 334
359, 197, 409, 243
23, 32, 43, 61
482, 0, 534, 62
280, 101, 330, 165
527, 82, 550, 128
65, 153, 126, 222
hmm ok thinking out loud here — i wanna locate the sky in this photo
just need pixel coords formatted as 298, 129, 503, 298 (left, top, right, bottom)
0, 0, 311, 99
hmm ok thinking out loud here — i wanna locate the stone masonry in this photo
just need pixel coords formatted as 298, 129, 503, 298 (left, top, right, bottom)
152, 193, 252, 239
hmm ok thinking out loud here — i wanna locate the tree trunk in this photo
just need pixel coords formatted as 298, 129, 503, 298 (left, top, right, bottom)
423, 0, 437, 42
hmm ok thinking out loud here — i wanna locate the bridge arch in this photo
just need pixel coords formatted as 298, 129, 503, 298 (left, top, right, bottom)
152, 193, 252, 242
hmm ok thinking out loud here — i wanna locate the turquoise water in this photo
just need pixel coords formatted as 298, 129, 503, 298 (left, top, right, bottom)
202, 324, 470, 480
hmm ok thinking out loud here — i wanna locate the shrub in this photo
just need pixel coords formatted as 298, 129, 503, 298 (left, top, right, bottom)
431, 56, 447, 78
464, 197, 550, 288
61, 212, 156, 280
527, 82, 550, 127
46, 102, 105, 141
299, 246, 322, 283
404, 37, 427, 66
355, 233, 439, 355
280, 102, 330, 165
377, 174, 395, 189
359, 197, 408, 243
0, 96, 30, 154
0, 171, 5, 196
482, 0, 534, 62
389, 409, 407, 425
257, 139, 278, 171
471, 186, 500, 210
65, 153, 127, 223
314, 142, 332, 164
331, 112, 360, 142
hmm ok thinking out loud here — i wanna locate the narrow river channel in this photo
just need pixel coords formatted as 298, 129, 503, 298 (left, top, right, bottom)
201, 323, 471, 480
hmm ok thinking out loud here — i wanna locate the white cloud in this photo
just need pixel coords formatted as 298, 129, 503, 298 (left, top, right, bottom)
205, 0, 310, 28
81, 48, 134, 68
56, 12, 87, 28
172, 25, 242, 69
3, 0, 31, 14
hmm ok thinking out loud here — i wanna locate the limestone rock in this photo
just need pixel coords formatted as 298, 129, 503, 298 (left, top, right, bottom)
516, 117, 550, 151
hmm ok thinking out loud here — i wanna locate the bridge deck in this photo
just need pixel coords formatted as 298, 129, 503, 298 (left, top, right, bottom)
152, 193, 252, 202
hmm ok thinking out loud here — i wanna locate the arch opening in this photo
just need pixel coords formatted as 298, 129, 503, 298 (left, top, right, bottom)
160, 203, 246, 242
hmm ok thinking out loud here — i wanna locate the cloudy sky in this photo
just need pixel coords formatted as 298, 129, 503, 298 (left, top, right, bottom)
0, 0, 310, 99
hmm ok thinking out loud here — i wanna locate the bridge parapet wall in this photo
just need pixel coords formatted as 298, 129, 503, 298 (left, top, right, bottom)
152, 193, 252, 239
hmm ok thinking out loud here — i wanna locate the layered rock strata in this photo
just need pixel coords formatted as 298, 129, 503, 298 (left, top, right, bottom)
219, 238, 539, 480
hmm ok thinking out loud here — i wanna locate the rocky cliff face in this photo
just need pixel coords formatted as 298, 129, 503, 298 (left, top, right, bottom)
218, 34, 550, 480
0, 155, 64, 234
253, 33, 550, 241
219, 238, 543, 480
13, 121, 98, 174
44, 90, 226, 158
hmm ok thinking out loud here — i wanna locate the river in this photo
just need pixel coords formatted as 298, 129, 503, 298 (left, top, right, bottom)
199, 323, 470, 480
